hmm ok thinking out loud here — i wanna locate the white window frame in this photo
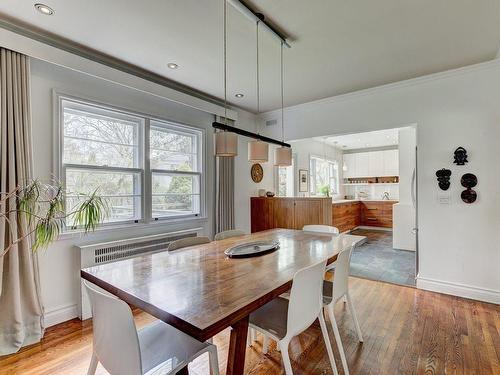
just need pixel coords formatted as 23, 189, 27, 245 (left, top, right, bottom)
309, 154, 339, 196
274, 154, 296, 197
54, 92, 206, 231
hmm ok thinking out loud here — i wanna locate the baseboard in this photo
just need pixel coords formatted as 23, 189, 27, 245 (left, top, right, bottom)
44, 304, 78, 327
416, 277, 500, 305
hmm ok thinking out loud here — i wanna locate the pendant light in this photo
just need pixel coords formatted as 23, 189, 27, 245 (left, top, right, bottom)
248, 20, 269, 163
274, 41, 292, 166
214, 0, 238, 157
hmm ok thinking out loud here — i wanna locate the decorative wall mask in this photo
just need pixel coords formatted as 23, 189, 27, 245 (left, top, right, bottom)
460, 173, 477, 204
435, 168, 452, 190
453, 147, 468, 165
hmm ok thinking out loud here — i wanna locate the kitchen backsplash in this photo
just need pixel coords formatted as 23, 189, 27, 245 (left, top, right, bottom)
344, 184, 399, 200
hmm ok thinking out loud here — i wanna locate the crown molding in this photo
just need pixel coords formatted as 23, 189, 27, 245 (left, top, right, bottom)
261, 58, 500, 118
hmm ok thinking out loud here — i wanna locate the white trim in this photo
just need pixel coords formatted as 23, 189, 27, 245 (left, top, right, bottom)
0, 27, 238, 120
261, 59, 500, 118
416, 277, 500, 305
44, 304, 79, 327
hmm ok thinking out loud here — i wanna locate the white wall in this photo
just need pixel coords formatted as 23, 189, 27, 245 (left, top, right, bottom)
289, 139, 344, 199
29, 58, 259, 326
261, 61, 500, 304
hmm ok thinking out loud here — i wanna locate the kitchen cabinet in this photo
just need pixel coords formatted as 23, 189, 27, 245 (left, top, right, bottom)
332, 202, 361, 232
360, 201, 396, 228
343, 149, 399, 178
383, 149, 399, 176
251, 197, 332, 233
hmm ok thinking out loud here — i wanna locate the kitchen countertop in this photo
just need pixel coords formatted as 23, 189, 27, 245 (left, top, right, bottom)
332, 199, 399, 204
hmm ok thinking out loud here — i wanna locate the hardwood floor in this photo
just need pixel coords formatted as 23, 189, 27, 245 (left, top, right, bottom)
1, 277, 498, 375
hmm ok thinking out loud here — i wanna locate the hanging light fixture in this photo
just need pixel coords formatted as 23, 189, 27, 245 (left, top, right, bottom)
248, 20, 269, 163
214, 0, 238, 157
274, 41, 292, 166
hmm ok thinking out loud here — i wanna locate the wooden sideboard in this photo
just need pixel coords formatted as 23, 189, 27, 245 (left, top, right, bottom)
332, 200, 397, 232
251, 197, 332, 233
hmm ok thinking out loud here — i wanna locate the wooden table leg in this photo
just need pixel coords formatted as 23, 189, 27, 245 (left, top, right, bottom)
177, 366, 189, 375
226, 315, 249, 375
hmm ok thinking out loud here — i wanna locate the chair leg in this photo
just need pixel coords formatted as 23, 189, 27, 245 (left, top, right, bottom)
319, 312, 339, 375
327, 304, 349, 375
346, 292, 363, 342
278, 340, 293, 375
208, 345, 220, 375
87, 352, 98, 375
262, 334, 269, 354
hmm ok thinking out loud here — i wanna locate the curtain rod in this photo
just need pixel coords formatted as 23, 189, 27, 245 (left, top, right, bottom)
212, 122, 291, 147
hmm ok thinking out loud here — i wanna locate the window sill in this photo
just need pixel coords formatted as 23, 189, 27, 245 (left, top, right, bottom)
56, 215, 209, 241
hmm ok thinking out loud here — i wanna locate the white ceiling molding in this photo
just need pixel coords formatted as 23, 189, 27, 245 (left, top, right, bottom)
0, 27, 239, 120
260, 58, 500, 119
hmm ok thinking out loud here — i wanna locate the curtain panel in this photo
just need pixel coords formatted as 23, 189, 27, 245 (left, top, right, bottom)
215, 154, 235, 234
0, 48, 44, 354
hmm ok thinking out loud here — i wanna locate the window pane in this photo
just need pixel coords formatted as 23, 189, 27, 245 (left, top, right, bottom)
152, 173, 200, 217
65, 168, 141, 225
66, 169, 140, 196
63, 103, 140, 168
152, 195, 200, 218
150, 125, 199, 171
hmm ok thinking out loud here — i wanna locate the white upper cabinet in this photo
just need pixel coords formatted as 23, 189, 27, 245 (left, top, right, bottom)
343, 149, 399, 178
356, 152, 370, 177
343, 153, 357, 178
368, 151, 384, 177
383, 149, 399, 176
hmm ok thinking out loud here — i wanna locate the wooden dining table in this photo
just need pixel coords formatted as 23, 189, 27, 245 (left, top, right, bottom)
81, 228, 366, 375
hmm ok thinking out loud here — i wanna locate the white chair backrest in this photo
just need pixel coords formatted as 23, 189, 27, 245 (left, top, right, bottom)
286, 259, 328, 339
302, 225, 340, 235
214, 229, 246, 241
84, 281, 142, 375
167, 236, 211, 251
332, 244, 355, 301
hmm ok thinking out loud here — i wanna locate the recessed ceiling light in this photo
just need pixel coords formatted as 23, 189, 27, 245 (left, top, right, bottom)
167, 63, 179, 69
34, 3, 54, 15
235, 93, 244, 98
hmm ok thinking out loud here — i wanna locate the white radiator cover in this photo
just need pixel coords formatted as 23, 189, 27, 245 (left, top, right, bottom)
78, 228, 203, 320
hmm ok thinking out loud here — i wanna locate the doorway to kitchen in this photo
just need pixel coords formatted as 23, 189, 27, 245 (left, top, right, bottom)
289, 126, 417, 286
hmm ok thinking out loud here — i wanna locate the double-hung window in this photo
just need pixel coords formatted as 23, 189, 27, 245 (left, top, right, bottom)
150, 121, 202, 219
60, 96, 204, 229
309, 155, 339, 196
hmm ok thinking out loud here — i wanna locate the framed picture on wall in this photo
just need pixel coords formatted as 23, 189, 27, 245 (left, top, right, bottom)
299, 169, 309, 192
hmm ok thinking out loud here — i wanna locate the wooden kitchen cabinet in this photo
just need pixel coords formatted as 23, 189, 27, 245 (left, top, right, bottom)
360, 201, 396, 228
332, 202, 361, 233
250, 197, 332, 233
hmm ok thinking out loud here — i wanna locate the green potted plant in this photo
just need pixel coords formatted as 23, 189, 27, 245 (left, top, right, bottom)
1, 179, 108, 255
319, 184, 330, 197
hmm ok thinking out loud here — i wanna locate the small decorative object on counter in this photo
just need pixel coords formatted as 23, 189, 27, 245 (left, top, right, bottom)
258, 189, 266, 197
460, 173, 478, 203
266, 191, 275, 197
251, 163, 264, 183
436, 168, 452, 190
453, 147, 468, 165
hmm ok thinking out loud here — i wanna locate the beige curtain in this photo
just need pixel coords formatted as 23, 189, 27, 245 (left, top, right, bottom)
0, 48, 44, 355
215, 154, 235, 234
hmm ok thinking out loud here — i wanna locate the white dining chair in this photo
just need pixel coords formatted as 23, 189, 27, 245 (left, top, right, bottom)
84, 281, 219, 375
248, 260, 339, 375
322, 243, 364, 375
167, 236, 211, 251
302, 225, 340, 273
214, 229, 246, 241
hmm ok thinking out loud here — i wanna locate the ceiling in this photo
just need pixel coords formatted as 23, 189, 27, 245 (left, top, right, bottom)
314, 128, 400, 150
1, 1, 499, 112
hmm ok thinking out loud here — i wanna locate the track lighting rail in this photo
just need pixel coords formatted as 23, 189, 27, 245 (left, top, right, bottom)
212, 122, 291, 148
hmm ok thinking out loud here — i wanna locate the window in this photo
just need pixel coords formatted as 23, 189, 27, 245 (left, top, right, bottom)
150, 121, 202, 218
276, 159, 295, 197
309, 156, 338, 196
60, 97, 204, 229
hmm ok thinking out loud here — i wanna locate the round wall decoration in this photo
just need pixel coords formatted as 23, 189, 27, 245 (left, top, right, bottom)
251, 163, 264, 183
